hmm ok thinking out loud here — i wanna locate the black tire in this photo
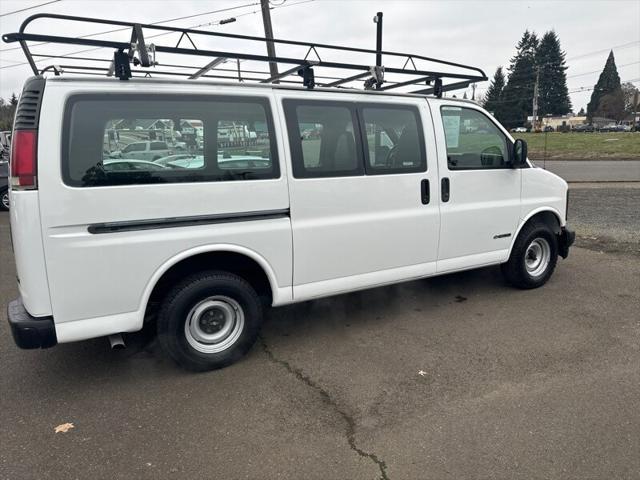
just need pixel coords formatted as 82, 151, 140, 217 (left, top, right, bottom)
157, 271, 263, 371
501, 221, 558, 289
0, 188, 9, 211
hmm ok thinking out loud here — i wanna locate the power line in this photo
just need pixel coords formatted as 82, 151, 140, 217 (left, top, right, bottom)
568, 78, 640, 94
0, 2, 259, 53
0, 0, 313, 71
483, 77, 640, 104
0, 0, 62, 18
567, 61, 640, 79
567, 40, 640, 61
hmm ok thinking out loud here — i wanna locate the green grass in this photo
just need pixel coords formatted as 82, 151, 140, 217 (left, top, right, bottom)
512, 132, 640, 160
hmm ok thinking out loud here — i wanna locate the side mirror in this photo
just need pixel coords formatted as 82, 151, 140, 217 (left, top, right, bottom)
512, 138, 528, 168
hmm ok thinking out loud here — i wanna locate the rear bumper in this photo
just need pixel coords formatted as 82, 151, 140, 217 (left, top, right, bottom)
558, 226, 575, 259
7, 297, 57, 349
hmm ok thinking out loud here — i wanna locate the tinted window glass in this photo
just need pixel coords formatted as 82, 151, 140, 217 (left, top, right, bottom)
361, 106, 426, 174
217, 119, 273, 172
284, 101, 363, 178
64, 96, 278, 187
441, 106, 509, 169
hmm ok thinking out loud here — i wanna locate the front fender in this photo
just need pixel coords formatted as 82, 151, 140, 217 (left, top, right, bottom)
508, 207, 564, 257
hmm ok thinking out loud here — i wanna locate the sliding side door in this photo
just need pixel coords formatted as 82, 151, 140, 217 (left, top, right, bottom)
278, 94, 440, 301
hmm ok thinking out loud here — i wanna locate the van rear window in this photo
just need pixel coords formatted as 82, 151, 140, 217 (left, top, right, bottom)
63, 95, 279, 187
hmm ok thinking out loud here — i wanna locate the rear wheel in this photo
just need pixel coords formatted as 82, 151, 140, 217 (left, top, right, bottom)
501, 221, 558, 289
157, 271, 263, 371
0, 188, 9, 211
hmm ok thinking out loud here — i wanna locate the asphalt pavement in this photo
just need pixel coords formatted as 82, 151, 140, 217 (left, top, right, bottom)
1, 187, 639, 479
569, 183, 640, 255
536, 160, 640, 182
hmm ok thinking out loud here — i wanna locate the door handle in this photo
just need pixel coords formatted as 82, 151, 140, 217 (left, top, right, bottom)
441, 177, 450, 202
420, 179, 430, 205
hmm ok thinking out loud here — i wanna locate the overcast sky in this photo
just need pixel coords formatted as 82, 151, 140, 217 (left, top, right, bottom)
1, 0, 639, 112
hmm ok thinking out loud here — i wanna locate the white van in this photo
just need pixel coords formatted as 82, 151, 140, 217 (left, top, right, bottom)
7, 75, 574, 370
4, 16, 573, 371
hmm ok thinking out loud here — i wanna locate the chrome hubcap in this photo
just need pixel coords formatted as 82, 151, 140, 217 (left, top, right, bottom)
525, 237, 551, 277
1, 192, 8, 209
184, 296, 244, 353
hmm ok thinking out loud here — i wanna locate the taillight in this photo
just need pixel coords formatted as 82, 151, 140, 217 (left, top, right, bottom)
10, 130, 37, 189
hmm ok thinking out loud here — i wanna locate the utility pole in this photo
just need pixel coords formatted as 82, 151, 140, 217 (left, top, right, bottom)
260, 0, 279, 83
531, 68, 539, 130
633, 90, 639, 132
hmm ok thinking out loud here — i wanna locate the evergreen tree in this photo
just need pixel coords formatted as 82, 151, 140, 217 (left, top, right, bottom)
621, 82, 640, 113
501, 30, 539, 128
483, 66, 506, 123
536, 30, 571, 116
587, 51, 624, 120
0, 96, 17, 131
577, 107, 586, 116
9, 93, 18, 107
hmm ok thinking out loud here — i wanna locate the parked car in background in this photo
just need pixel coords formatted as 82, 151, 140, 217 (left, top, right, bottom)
108, 141, 172, 161
0, 160, 8, 211
599, 123, 626, 133
0, 131, 11, 163
573, 124, 595, 132
511, 127, 527, 133
103, 159, 169, 171
543, 125, 554, 132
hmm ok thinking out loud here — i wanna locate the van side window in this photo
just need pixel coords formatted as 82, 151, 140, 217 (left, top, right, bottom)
441, 106, 509, 170
284, 101, 364, 178
361, 106, 426, 174
63, 96, 279, 187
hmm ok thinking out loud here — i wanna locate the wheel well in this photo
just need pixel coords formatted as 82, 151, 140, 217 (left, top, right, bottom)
521, 210, 562, 235
145, 251, 273, 321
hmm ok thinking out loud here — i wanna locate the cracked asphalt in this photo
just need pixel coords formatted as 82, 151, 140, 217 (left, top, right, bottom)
1, 186, 639, 479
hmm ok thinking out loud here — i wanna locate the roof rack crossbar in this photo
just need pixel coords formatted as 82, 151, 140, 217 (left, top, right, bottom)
323, 71, 371, 88
189, 57, 226, 79
379, 75, 433, 91
261, 61, 319, 85
3, 12, 488, 96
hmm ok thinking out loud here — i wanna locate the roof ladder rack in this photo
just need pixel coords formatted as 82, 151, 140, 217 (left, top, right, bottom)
2, 12, 488, 96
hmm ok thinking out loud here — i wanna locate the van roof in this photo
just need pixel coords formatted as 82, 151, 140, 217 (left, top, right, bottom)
45, 76, 482, 106
4, 13, 487, 98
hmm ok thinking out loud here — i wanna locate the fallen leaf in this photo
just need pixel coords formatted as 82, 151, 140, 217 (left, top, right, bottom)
54, 423, 75, 433
418, 370, 427, 377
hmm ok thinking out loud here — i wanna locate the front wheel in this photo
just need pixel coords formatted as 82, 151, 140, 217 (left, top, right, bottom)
157, 271, 263, 371
501, 221, 558, 289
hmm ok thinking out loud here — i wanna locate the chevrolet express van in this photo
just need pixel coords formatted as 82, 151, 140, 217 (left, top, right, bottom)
6, 74, 574, 371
